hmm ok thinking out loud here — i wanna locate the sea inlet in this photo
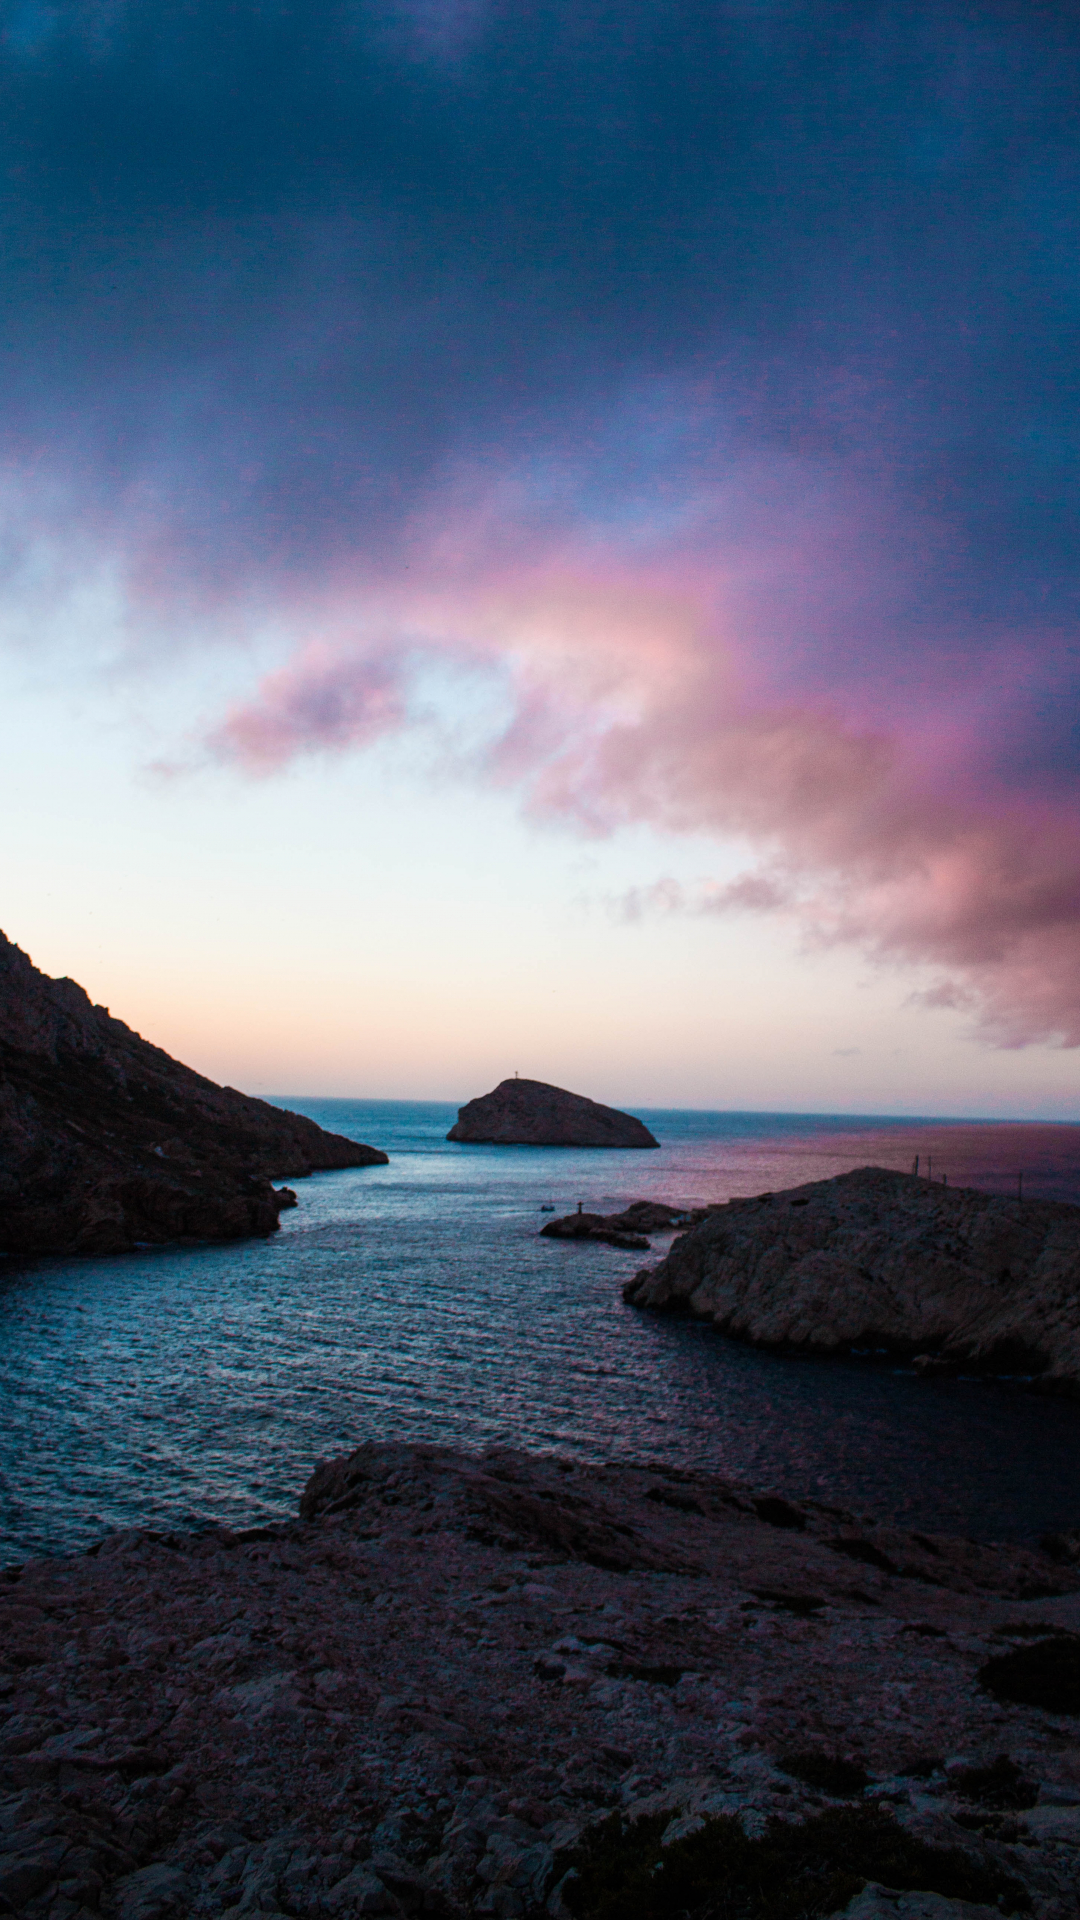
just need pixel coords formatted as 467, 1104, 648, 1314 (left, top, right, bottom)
2, 1102, 1079, 1559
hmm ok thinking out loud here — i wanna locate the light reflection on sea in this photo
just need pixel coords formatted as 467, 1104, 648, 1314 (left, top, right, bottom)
1, 1102, 1079, 1559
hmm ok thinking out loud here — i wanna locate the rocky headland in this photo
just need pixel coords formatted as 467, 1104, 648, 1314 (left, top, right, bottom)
2, 1443, 1080, 1920
0, 931, 387, 1260
448, 1081, 659, 1149
623, 1167, 1080, 1396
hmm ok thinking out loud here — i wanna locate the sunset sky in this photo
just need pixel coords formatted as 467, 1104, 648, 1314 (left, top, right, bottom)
3, 1, 1080, 1116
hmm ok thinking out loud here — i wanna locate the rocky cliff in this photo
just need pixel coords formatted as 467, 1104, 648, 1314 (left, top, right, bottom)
0, 930, 387, 1259
623, 1166, 1080, 1394
1, 1442, 1079, 1920
448, 1078, 659, 1148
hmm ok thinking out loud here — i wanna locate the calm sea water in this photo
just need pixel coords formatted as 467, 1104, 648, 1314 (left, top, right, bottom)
2, 1102, 1080, 1562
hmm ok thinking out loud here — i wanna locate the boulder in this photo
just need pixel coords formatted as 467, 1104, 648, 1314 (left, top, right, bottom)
541, 1200, 706, 1248
540, 1213, 651, 1249
0, 929, 387, 1260
447, 1079, 659, 1148
840, 1886, 1004, 1920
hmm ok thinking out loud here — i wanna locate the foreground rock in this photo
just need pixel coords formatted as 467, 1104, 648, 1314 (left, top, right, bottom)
0, 930, 387, 1260
624, 1167, 1080, 1396
541, 1200, 707, 1249
448, 1079, 659, 1148
2, 1444, 1080, 1918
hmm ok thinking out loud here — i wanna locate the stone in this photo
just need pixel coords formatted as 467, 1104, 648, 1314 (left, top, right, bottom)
112, 1862, 192, 1919
839, 1885, 1003, 1920
0, 1857, 55, 1907
0, 928, 388, 1260
326, 1864, 401, 1913
447, 1079, 659, 1148
1021, 1805, 1080, 1844
623, 1165, 1080, 1395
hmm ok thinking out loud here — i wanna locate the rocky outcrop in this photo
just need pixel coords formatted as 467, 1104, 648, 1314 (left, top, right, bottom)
541, 1199, 705, 1248
0, 930, 387, 1259
448, 1078, 659, 1148
623, 1166, 1080, 1394
1, 1442, 1079, 1920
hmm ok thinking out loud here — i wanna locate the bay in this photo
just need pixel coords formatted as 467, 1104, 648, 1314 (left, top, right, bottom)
1, 1101, 1078, 1560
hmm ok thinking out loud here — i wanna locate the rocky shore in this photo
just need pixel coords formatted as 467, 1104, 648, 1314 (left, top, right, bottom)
448, 1081, 658, 1149
2, 1443, 1080, 1920
0, 932, 387, 1260
623, 1168, 1080, 1398
540, 1201, 704, 1250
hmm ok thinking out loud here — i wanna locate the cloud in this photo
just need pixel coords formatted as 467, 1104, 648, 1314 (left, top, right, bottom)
907, 982, 978, 1012
206, 639, 416, 772
197, 479, 1080, 1048
0, 2, 1079, 1047
615, 872, 791, 925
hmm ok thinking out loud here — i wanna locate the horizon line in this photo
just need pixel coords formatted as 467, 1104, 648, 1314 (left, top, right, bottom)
266, 1095, 1080, 1127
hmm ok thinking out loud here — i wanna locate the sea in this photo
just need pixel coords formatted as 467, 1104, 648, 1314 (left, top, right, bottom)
2, 1102, 1080, 1563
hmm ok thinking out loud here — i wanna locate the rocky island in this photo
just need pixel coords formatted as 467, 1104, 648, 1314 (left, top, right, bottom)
624, 1167, 1080, 1397
541, 1200, 703, 1248
0, 930, 387, 1260
2, 1441, 1080, 1920
448, 1079, 659, 1148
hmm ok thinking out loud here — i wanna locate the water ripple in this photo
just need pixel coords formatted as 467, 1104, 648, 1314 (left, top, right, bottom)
2, 1102, 1079, 1557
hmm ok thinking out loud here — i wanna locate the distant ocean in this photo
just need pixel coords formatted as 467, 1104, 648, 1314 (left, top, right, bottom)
2, 1102, 1079, 1561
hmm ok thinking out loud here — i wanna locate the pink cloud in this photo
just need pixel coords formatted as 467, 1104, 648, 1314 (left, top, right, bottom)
200, 490, 1080, 1049
207, 640, 411, 772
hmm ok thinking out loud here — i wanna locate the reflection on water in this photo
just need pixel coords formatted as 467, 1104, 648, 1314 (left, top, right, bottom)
1, 1103, 1079, 1559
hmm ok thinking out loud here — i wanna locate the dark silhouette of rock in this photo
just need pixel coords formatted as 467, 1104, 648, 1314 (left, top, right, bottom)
541, 1199, 704, 1247
541, 1212, 652, 1249
0, 929, 387, 1259
447, 1077, 659, 1147
624, 1165, 1080, 1396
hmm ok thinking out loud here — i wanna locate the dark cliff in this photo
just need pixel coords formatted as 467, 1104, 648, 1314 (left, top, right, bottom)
0, 931, 387, 1258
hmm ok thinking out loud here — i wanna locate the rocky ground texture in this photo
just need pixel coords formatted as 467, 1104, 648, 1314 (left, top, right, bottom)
447, 1082, 658, 1149
0, 931, 387, 1259
624, 1169, 1080, 1397
2, 1444, 1080, 1919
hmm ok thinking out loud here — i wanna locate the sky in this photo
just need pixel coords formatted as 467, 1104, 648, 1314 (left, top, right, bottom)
2, 0, 1080, 1116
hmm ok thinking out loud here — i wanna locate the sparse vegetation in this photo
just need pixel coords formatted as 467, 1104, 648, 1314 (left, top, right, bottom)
978, 1633, 1080, 1713
952, 1756, 1038, 1811
776, 1753, 869, 1797
557, 1803, 1029, 1920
